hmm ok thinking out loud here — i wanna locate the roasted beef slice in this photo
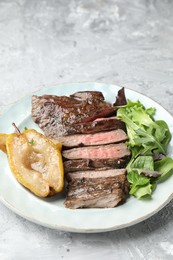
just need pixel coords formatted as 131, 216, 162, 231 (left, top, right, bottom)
64, 169, 129, 209
62, 143, 131, 160
64, 157, 130, 173
52, 129, 128, 148
32, 91, 115, 138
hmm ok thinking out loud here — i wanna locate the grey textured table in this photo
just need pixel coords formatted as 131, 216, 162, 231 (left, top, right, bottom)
0, 0, 173, 259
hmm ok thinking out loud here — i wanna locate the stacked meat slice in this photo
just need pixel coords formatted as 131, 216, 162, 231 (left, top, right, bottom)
32, 90, 131, 208
65, 169, 129, 209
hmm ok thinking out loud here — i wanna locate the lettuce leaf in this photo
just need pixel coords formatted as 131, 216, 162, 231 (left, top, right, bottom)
117, 101, 171, 154
117, 99, 173, 199
154, 157, 173, 179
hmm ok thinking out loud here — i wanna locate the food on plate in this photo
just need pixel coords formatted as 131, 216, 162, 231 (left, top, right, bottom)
1, 87, 173, 209
55, 117, 126, 136
32, 90, 131, 208
32, 88, 173, 206
64, 158, 130, 173
5, 128, 64, 197
62, 143, 130, 160
32, 91, 116, 138
65, 169, 129, 209
51, 129, 128, 148
116, 90, 173, 199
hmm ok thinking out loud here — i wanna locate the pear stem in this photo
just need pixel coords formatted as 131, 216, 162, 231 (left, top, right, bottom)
12, 123, 21, 135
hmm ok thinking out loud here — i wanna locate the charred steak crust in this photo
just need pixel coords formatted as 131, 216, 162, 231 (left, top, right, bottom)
66, 118, 126, 136
32, 91, 115, 138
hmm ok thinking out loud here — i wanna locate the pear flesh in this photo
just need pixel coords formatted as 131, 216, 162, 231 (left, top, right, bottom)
6, 130, 64, 197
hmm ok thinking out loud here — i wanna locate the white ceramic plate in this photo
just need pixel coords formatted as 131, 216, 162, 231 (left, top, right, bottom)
0, 82, 173, 233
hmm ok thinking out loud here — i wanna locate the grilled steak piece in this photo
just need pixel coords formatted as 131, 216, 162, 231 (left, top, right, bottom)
64, 169, 129, 209
64, 158, 130, 173
32, 91, 115, 138
67, 168, 126, 180
62, 143, 131, 160
66, 117, 126, 136
52, 129, 128, 148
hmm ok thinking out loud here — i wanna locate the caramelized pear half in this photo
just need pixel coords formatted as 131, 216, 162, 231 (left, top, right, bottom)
6, 129, 64, 197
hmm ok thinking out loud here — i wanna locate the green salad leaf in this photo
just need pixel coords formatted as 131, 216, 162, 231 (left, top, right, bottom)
154, 157, 173, 178
117, 100, 173, 199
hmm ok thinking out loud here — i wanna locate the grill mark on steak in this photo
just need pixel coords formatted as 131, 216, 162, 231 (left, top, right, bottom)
52, 129, 128, 148
64, 169, 129, 209
64, 158, 130, 173
32, 91, 115, 138
62, 143, 131, 160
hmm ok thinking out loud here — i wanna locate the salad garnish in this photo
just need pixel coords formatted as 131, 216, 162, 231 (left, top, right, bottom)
116, 90, 173, 199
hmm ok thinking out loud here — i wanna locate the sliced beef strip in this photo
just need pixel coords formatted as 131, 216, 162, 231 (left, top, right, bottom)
64, 169, 129, 209
64, 158, 130, 173
52, 129, 128, 148
66, 117, 126, 136
67, 168, 126, 180
62, 143, 131, 160
32, 91, 115, 138
65, 191, 124, 209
